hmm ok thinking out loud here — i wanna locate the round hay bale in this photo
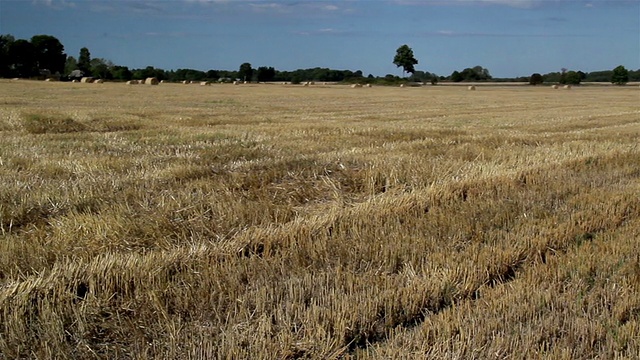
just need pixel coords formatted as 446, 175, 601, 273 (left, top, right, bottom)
233, 81, 238, 85
145, 77, 159, 85
94, 79, 104, 84
551, 85, 559, 89
563, 85, 572, 90
71, 79, 79, 83
303, 82, 309, 87
351, 84, 362, 88
200, 81, 211, 86
80, 77, 94, 83
126, 80, 137, 85
468, 85, 476, 90
366, 84, 372, 88
400, 84, 405, 88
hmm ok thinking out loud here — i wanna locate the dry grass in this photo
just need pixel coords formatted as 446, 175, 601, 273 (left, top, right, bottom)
0, 80, 638, 359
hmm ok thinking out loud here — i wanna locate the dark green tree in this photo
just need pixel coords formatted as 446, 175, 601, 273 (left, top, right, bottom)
8, 39, 37, 77
64, 56, 77, 76
238, 62, 253, 82
611, 65, 629, 85
30, 35, 66, 75
0, 34, 16, 77
111, 65, 132, 81
393, 44, 418, 77
256, 66, 276, 82
90, 58, 113, 79
206, 69, 219, 80
529, 73, 543, 85
450, 70, 463, 82
77, 47, 91, 74
562, 71, 581, 85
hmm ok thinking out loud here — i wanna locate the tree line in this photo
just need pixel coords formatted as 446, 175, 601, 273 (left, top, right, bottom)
1, 34, 637, 85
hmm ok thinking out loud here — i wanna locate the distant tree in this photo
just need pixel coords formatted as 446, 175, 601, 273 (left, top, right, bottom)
30, 35, 66, 75
430, 75, 439, 85
77, 47, 91, 74
90, 58, 113, 79
562, 71, 581, 85
111, 65, 132, 81
393, 44, 418, 77
8, 39, 37, 77
64, 56, 77, 76
611, 65, 629, 85
0, 34, 16, 77
238, 62, 253, 82
529, 73, 543, 85
450, 70, 463, 82
256, 66, 276, 82
206, 69, 219, 80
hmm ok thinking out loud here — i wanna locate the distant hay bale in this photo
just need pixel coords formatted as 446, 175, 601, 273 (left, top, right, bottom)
468, 85, 476, 90
145, 77, 159, 85
160, 80, 166, 84
71, 79, 79, 83
303, 82, 309, 87
551, 85, 559, 89
400, 84, 405, 88
126, 80, 138, 85
563, 85, 572, 90
94, 79, 104, 84
181, 80, 188, 84
244, 81, 248, 84
80, 77, 93, 83
366, 84, 372, 88
233, 81, 238, 85
351, 84, 362, 88
200, 81, 211, 86
309, 81, 315, 85
45, 78, 52, 82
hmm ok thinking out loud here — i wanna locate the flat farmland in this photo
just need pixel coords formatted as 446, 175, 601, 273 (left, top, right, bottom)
0, 80, 639, 359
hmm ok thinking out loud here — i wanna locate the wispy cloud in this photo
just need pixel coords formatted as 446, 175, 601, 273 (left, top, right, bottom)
430, 29, 591, 37
32, 0, 76, 9
295, 27, 358, 36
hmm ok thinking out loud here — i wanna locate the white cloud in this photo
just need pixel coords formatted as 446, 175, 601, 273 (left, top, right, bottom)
32, 0, 76, 9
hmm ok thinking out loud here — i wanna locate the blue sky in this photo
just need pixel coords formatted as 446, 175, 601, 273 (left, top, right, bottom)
1, 0, 638, 77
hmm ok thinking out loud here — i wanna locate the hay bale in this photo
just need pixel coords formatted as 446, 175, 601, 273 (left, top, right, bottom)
468, 85, 476, 90
563, 85, 572, 90
400, 84, 405, 88
45, 78, 52, 82
200, 81, 211, 86
365, 84, 372, 88
233, 81, 238, 85
126, 80, 138, 85
80, 77, 93, 83
351, 84, 362, 88
71, 79, 79, 83
160, 80, 166, 84
94, 79, 104, 84
145, 77, 159, 85
551, 85, 559, 89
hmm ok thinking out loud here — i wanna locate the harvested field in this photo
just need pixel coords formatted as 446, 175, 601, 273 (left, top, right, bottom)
0, 80, 638, 358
